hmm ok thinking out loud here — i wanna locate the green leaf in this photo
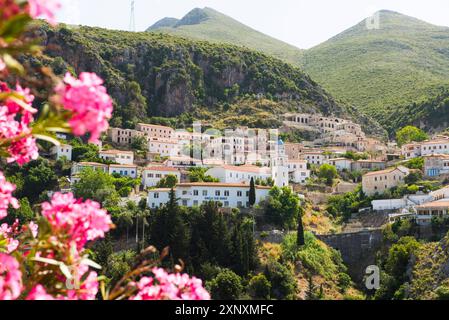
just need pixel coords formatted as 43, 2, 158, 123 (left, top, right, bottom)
33, 133, 61, 146
0, 14, 32, 41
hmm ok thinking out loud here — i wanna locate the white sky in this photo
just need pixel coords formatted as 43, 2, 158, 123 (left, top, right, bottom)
58, 0, 449, 49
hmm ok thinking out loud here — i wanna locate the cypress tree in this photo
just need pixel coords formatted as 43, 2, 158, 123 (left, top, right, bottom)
297, 206, 305, 246
249, 177, 256, 207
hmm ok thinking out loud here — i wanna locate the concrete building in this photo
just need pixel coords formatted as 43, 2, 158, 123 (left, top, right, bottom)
108, 127, 146, 145
206, 165, 272, 185
401, 143, 422, 160
51, 144, 72, 161
147, 182, 271, 209
301, 151, 328, 166
351, 160, 386, 172
99, 149, 134, 165
421, 138, 449, 157
148, 138, 180, 157
327, 158, 353, 171
287, 159, 310, 184
416, 200, 449, 225
372, 194, 432, 211
136, 123, 174, 140
362, 166, 410, 196
142, 167, 181, 188
284, 142, 305, 160
424, 154, 449, 177
70, 162, 109, 185
108, 164, 138, 179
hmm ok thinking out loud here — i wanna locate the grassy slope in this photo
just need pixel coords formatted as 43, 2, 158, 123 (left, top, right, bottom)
300, 10, 449, 124
147, 7, 304, 67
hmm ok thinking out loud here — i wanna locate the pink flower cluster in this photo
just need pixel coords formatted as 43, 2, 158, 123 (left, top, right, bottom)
0, 58, 5, 72
0, 171, 19, 220
27, 0, 61, 25
0, 253, 22, 300
0, 0, 21, 21
57, 73, 113, 143
0, 83, 39, 166
0, 222, 19, 253
131, 268, 210, 300
41, 192, 112, 250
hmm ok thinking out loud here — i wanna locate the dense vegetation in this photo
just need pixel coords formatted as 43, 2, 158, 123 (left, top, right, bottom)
299, 10, 449, 127
32, 21, 384, 136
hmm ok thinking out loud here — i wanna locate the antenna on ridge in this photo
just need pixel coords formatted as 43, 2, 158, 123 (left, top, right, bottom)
129, 0, 136, 32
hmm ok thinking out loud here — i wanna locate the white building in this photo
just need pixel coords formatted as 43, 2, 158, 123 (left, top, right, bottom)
401, 138, 449, 159
416, 200, 449, 225
136, 123, 175, 139
70, 162, 109, 185
372, 194, 432, 211
99, 149, 134, 165
51, 144, 72, 161
206, 165, 272, 185
149, 138, 180, 157
327, 158, 353, 171
142, 166, 181, 188
301, 151, 328, 166
108, 164, 138, 179
362, 166, 410, 196
287, 159, 310, 184
147, 182, 271, 209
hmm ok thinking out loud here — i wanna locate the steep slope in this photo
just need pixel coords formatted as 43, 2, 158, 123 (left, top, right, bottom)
385, 88, 449, 135
300, 10, 449, 124
147, 7, 304, 67
34, 23, 385, 135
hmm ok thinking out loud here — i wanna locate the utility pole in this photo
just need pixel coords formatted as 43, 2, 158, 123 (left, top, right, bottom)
129, 0, 136, 32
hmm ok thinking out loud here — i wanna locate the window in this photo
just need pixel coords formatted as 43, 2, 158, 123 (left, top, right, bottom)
237, 191, 243, 197
193, 200, 198, 206
246, 191, 250, 197
202, 190, 208, 196
182, 200, 188, 206
224, 201, 229, 207
224, 191, 230, 196
182, 191, 188, 195
215, 190, 221, 196
154, 193, 159, 199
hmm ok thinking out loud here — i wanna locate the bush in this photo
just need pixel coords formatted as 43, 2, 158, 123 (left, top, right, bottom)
248, 274, 271, 299
264, 260, 297, 300
207, 269, 243, 300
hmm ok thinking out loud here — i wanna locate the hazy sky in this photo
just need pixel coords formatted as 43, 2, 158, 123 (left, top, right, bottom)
58, 0, 449, 49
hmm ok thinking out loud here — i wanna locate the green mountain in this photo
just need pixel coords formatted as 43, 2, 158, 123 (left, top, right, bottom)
36, 23, 383, 135
147, 7, 304, 67
148, 8, 449, 133
300, 10, 449, 126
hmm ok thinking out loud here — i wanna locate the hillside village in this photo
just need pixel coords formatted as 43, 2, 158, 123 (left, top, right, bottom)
44, 110, 449, 236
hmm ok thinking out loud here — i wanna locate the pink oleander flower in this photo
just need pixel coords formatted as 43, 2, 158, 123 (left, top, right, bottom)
0, 0, 21, 21
57, 72, 113, 143
26, 285, 54, 300
0, 171, 19, 220
27, 0, 61, 25
29, 221, 38, 238
0, 83, 38, 166
0, 58, 5, 72
131, 268, 210, 301
0, 253, 22, 300
41, 192, 112, 249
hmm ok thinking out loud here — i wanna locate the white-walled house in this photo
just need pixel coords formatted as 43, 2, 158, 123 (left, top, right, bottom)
70, 162, 109, 185
148, 138, 180, 157
147, 182, 271, 209
99, 149, 134, 165
142, 167, 181, 188
287, 159, 310, 184
327, 158, 353, 171
206, 165, 272, 184
51, 144, 72, 161
108, 164, 138, 179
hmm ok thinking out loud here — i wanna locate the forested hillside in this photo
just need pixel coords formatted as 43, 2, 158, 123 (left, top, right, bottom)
33, 22, 384, 135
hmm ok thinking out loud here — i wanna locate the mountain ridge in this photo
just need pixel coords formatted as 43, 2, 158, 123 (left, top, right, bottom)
148, 8, 449, 134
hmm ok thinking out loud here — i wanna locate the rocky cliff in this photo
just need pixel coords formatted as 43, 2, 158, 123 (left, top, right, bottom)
33, 23, 384, 135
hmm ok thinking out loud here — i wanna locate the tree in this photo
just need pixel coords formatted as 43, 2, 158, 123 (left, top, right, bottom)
187, 167, 219, 183
207, 269, 243, 300
264, 260, 297, 300
264, 187, 301, 229
248, 274, 271, 299
396, 126, 428, 147
131, 136, 147, 152
249, 177, 256, 207
318, 164, 338, 186
405, 171, 422, 185
156, 174, 178, 188
297, 206, 305, 246
73, 168, 120, 208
